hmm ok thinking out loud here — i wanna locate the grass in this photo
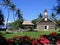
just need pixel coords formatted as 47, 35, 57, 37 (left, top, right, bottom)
0, 30, 60, 39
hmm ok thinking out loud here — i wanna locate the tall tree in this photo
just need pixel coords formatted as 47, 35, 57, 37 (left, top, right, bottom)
53, 0, 60, 14
0, 0, 12, 29
38, 13, 43, 21
10, 3, 16, 22
0, 9, 4, 28
52, 0, 60, 29
50, 12, 57, 22
15, 9, 24, 28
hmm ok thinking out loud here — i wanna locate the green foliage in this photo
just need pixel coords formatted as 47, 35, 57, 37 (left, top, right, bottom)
15, 9, 24, 28
10, 3, 16, 11
9, 21, 18, 30
9, 19, 23, 30
32, 19, 38, 24
50, 12, 57, 22
38, 13, 43, 21
15, 9, 24, 21
56, 19, 60, 28
32, 19, 38, 28
49, 12, 60, 29
1, 0, 11, 6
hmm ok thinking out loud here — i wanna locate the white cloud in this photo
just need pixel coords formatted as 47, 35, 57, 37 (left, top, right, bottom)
8, 21, 13, 23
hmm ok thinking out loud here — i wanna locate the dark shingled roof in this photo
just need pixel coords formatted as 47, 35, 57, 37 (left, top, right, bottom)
36, 18, 56, 24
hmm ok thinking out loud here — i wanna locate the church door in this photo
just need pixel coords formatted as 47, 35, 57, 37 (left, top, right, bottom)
45, 25, 49, 29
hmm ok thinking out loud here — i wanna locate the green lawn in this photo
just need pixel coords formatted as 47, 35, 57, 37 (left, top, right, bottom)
1, 30, 60, 39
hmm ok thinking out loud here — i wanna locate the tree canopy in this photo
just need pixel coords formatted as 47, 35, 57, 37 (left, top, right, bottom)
0, 9, 4, 26
8, 9, 24, 30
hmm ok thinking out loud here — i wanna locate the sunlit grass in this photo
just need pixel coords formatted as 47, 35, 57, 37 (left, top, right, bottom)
0, 30, 60, 39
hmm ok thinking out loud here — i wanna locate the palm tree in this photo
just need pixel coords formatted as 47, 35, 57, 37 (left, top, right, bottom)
15, 9, 24, 28
16, 9, 23, 21
0, 0, 11, 6
53, 0, 60, 14
0, 0, 12, 29
10, 3, 16, 22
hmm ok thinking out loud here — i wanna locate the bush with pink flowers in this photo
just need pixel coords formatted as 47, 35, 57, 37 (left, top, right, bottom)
0, 32, 60, 45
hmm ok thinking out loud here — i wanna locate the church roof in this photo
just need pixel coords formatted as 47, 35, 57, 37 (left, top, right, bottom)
36, 18, 56, 24
40, 18, 52, 22
22, 21, 34, 25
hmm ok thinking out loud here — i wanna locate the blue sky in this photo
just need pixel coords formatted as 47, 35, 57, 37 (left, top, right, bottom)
0, 0, 57, 22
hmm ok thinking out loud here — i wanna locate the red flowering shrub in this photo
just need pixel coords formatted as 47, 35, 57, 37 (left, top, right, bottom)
32, 38, 39, 45
40, 35, 45, 38
6, 39, 14, 43
13, 36, 22, 39
20, 36, 31, 45
40, 36, 50, 45
24, 36, 31, 41
13, 36, 23, 45
13, 36, 31, 45
50, 32, 57, 36
6, 39, 15, 45
56, 40, 60, 44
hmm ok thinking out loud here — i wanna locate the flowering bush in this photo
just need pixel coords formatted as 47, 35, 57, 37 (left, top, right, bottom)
0, 32, 60, 45
6, 39, 15, 45
50, 32, 57, 36
40, 37, 50, 44
32, 38, 39, 45
13, 36, 31, 45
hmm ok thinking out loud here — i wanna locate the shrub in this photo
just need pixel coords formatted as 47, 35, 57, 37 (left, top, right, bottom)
0, 32, 60, 45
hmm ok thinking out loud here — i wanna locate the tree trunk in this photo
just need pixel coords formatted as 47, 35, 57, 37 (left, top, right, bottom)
6, 8, 10, 29
13, 11, 15, 22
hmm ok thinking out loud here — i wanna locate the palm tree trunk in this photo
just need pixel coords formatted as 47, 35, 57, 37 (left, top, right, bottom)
6, 8, 10, 29
13, 11, 15, 22
13, 11, 16, 30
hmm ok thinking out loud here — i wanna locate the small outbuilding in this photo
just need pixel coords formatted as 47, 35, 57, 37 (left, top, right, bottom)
22, 21, 34, 29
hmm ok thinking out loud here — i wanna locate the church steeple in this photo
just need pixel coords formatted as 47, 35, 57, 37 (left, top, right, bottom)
44, 9, 48, 21
44, 9, 48, 18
